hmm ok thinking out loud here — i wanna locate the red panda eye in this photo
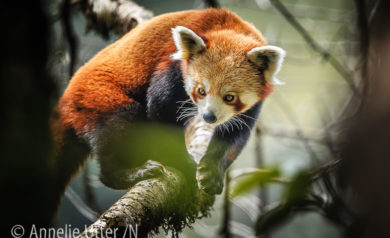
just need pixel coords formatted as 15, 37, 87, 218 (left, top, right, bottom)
198, 88, 206, 96
224, 94, 235, 102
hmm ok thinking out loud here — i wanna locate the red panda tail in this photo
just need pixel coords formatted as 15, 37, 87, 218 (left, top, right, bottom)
48, 110, 90, 221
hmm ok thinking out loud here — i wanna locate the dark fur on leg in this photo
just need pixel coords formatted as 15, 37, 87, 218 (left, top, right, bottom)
197, 102, 263, 194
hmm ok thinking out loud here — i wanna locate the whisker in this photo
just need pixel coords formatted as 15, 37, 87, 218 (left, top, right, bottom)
183, 114, 197, 125
178, 110, 197, 118
239, 113, 257, 121
176, 99, 192, 105
180, 107, 197, 112
235, 115, 251, 131
231, 118, 243, 130
176, 111, 197, 122
223, 123, 230, 134
177, 114, 196, 123
228, 120, 234, 132
176, 99, 194, 112
177, 110, 197, 120
234, 118, 243, 130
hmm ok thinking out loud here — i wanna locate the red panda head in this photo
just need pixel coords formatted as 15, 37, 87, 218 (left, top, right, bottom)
171, 26, 285, 126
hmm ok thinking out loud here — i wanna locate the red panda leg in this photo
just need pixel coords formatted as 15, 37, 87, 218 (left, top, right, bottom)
83, 101, 168, 190
195, 139, 231, 195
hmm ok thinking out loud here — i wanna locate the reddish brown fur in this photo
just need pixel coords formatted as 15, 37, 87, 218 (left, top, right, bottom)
56, 8, 273, 139
232, 97, 246, 113
260, 80, 274, 101
191, 88, 198, 104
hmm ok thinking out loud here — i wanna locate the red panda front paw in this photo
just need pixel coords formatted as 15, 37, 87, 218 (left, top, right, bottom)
135, 160, 166, 181
196, 164, 224, 195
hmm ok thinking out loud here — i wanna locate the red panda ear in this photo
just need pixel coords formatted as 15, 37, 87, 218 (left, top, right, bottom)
247, 45, 286, 85
171, 26, 206, 60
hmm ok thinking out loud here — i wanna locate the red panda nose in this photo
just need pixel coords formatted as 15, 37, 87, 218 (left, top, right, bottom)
202, 112, 217, 124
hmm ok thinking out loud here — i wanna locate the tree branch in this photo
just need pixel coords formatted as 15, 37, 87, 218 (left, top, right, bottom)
76, 167, 214, 238
83, 0, 154, 39
219, 170, 231, 238
60, 0, 78, 78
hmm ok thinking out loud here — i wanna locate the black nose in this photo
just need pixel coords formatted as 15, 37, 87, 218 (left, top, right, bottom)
202, 112, 217, 123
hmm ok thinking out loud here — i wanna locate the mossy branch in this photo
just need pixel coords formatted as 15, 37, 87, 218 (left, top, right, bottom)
76, 167, 214, 238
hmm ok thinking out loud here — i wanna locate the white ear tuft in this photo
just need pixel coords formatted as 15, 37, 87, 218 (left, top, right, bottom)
247, 45, 286, 85
171, 26, 206, 61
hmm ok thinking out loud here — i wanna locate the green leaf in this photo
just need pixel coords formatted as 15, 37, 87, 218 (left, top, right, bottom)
255, 203, 292, 235
255, 171, 319, 235
231, 168, 280, 197
283, 171, 312, 203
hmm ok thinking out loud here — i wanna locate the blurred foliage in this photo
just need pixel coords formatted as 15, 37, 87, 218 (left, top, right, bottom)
231, 165, 346, 236
231, 168, 280, 197
254, 171, 314, 235
106, 123, 196, 178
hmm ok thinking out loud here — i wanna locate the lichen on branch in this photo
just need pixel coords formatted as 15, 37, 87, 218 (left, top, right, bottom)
77, 167, 214, 238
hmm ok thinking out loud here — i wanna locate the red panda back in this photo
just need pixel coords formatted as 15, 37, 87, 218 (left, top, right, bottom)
56, 8, 266, 139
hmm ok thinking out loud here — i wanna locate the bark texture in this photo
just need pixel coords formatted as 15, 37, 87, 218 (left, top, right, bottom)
77, 167, 214, 238
84, 0, 154, 38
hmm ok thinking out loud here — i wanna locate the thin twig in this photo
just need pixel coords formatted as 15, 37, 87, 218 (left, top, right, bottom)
309, 159, 341, 181
254, 126, 269, 228
82, 164, 102, 214
269, 0, 360, 96
219, 170, 231, 238
260, 126, 326, 144
60, 0, 78, 78
354, 0, 370, 109
273, 94, 321, 163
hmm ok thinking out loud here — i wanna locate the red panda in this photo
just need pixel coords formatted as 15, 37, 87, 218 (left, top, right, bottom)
53, 8, 285, 204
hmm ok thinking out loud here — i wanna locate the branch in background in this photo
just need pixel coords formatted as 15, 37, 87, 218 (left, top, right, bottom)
269, 0, 360, 96
83, 0, 154, 39
260, 126, 326, 145
82, 164, 102, 215
77, 167, 214, 238
254, 126, 269, 232
203, 0, 220, 8
65, 187, 99, 222
354, 0, 370, 105
61, 0, 78, 78
219, 170, 232, 238
308, 159, 341, 181
57, 0, 153, 78
272, 94, 321, 164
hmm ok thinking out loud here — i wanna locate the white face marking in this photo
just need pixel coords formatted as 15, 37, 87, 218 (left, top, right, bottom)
184, 64, 260, 126
197, 95, 235, 125
240, 91, 259, 108
202, 79, 210, 92
183, 71, 261, 127
184, 76, 195, 95
184, 74, 263, 125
